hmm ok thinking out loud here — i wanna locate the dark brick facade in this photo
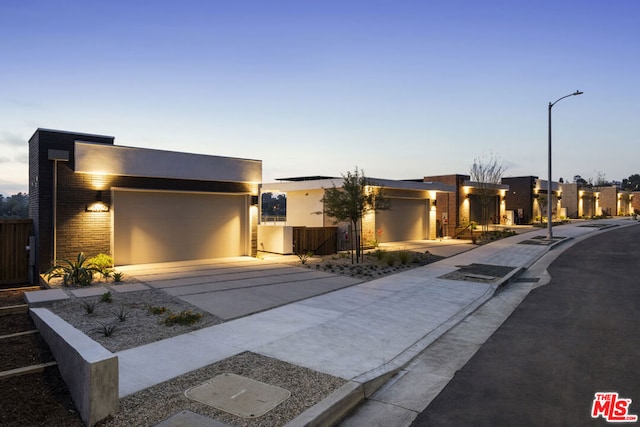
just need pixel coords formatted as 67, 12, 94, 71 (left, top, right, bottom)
425, 174, 468, 238
502, 176, 537, 224
29, 129, 115, 272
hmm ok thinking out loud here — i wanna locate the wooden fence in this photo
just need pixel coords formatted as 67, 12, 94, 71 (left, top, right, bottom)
0, 219, 32, 285
292, 227, 337, 256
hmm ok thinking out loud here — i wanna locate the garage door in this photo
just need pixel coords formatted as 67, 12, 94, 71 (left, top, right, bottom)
376, 198, 427, 242
113, 190, 247, 265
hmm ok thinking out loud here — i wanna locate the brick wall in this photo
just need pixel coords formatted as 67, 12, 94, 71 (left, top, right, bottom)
30, 129, 115, 272
598, 187, 617, 216
502, 176, 537, 224
55, 166, 111, 263
633, 192, 640, 214
560, 183, 579, 218
425, 174, 467, 237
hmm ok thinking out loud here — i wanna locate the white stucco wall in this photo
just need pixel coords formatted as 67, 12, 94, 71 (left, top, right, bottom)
257, 225, 294, 254
286, 189, 325, 227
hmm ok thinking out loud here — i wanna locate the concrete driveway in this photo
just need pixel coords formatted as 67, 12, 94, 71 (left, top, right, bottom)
116, 257, 362, 320
115, 238, 481, 321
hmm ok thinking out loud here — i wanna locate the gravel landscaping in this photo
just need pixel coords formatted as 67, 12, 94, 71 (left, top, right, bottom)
47, 289, 223, 353
97, 351, 346, 427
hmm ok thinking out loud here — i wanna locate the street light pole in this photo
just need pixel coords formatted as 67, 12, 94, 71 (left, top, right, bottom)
547, 90, 583, 239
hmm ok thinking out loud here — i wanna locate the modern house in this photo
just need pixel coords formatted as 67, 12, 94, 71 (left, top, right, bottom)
28, 129, 261, 275
258, 176, 454, 254
422, 174, 509, 237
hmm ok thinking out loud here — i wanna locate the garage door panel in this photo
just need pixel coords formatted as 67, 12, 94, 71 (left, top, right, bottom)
114, 191, 246, 265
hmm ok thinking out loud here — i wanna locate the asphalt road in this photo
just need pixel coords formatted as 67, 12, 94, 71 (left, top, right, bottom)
412, 224, 640, 426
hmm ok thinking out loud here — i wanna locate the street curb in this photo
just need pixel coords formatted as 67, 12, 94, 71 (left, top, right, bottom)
286, 265, 530, 427
288, 234, 580, 426
284, 381, 364, 427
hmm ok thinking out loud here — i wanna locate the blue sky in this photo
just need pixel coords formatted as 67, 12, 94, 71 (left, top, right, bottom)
1, 0, 639, 196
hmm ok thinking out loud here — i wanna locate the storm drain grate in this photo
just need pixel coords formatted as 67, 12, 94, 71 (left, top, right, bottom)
514, 277, 540, 283
185, 373, 291, 418
439, 263, 515, 283
518, 235, 567, 245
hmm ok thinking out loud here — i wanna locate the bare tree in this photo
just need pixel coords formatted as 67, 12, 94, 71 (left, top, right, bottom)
469, 153, 507, 232
536, 195, 547, 227
322, 167, 390, 263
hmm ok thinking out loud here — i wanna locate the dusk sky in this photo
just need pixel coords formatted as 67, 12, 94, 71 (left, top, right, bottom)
1, 0, 639, 196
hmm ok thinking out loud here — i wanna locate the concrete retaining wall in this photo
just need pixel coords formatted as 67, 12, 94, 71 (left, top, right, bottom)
30, 308, 118, 426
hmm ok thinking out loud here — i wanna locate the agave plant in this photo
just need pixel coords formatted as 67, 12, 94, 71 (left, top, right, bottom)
45, 253, 98, 286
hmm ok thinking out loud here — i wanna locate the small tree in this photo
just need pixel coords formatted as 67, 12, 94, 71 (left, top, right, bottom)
322, 167, 390, 263
469, 153, 506, 232
536, 195, 547, 226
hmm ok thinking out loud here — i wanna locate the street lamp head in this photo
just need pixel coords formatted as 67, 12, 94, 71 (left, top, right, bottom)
574, 90, 583, 95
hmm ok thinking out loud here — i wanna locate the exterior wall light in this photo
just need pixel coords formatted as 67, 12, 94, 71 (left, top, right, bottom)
86, 191, 110, 212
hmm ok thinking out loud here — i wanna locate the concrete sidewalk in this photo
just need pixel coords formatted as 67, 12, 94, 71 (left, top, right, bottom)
116, 220, 633, 425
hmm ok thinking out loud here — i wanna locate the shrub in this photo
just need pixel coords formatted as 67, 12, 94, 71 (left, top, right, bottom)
112, 271, 124, 282
45, 253, 98, 286
374, 249, 386, 260
397, 251, 410, 265
296, 251, 313, 265
163, 310, 203, 326
112, 305, 128, 322
385, 253, 396, 266
95, 322, 118, 337
148, 305, 167, 315
101, 291, 113, 303
89, 253, 114, 278
81, 299, 100, 314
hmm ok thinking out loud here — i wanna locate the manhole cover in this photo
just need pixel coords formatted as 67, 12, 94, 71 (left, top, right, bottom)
185, 373, 291, 418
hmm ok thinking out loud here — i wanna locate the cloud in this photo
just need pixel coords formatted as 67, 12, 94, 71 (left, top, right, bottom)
0, 131, 25, 147
14, 152, 29, 164
0, 178, 29, 197
0, 157, 11, 164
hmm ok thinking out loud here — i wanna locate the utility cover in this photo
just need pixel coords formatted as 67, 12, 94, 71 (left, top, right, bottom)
185, 373, 291, 418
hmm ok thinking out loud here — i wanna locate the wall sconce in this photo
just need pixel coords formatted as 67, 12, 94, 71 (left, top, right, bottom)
251, 195, 259, 206
86, 190, 110, 212
466, 194, 470, 199
431, 200, 437, 207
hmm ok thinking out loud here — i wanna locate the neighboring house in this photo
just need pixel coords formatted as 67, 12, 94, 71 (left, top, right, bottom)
633, 192, 640, 214
29, 129, 261, 273
258, 176, 454, 254
423, 174, 508, 238
501, 177, 633, 222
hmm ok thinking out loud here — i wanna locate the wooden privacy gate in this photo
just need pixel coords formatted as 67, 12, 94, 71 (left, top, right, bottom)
0, 219, 32, 285
292, 227, 337, 256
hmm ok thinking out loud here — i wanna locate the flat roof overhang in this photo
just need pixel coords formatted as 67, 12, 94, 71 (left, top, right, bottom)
74, 141, 262, 184
262, 178, 455, 194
